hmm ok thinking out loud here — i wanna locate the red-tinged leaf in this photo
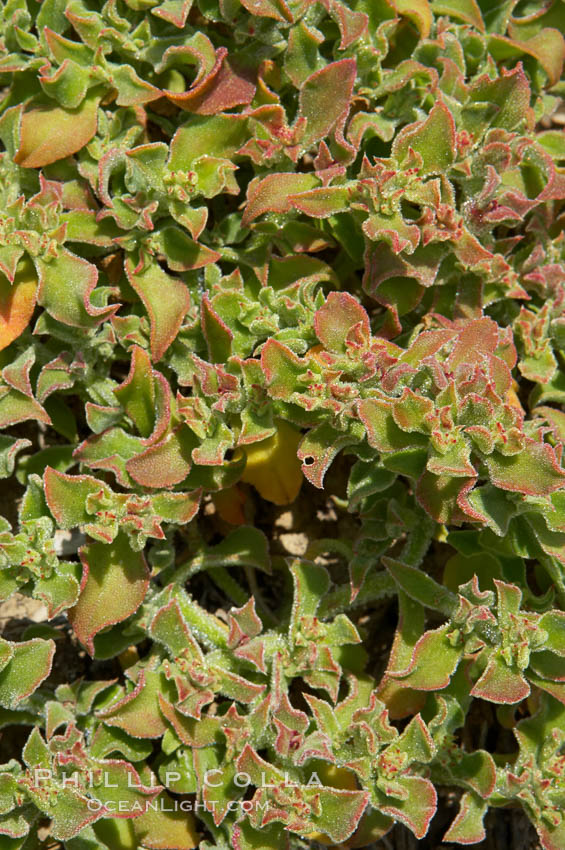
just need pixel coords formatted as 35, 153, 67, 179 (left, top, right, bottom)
0, 435, 32, 479
126, 426, 197, 488
158, 226, 221, 272
289, 186, 351, 218
201, 294, 233, 363
319, 0, 368, 48
358, 398, 428, 453
159, 695, 220, 746
69, 534, 150, 655
443, 792, 488, 844
114, 346, 156, 439
468, 64, 531, 131
535, 406, 565, 443
363, 211, 420, 255
284, 20, 325, 88
0, 388, 51, 428
387, 0, 432, 37
0, 808, 31, 838
391, 625, 462, 690
537, 820, 565, 850
298, 423, 357, 488
0, 344, 33, 397
530, 675, 565, 706
44, 467, 109, 529
298, 58, 356, 148
243, 172, 319, 226
470, 652, 530, 704
166, 48, 256, 114
36, 249, 118, 328
151, 0, 193, 27
240, 0, 293, 22
379, 593, 427, 717
303, 787, 370, 843
0, 265, 37, 351
447, 317, 499, 368
416, 472, 477, 524
431, 0, 484, 30
393, 101, 456, 174
0, 245, 24, 283
150, 598, 197, 657
486, 439, 565, 496
89, 760, 162, 815
261, 338, 306, 400
14, 90, 100, 168
98, 669, 170, 738
489, 28, 565, 87
33, 567, 80, 619
392, 389, 434, 431
125, 254, 190, 363
44, 787, 108, 841
314, 292, 370, 353
112, 64, 162, 107
0, 639, 55, 708
169, 114, 249, 166
152, 489, 202, 525
227, 597, 263, 648
380, 775, 437, 839
211, 665, 266, 703
73, 427, 144, 488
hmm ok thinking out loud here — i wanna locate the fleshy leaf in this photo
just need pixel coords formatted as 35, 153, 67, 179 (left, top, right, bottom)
393, 101, 456, 174
69, 534, 150, 655
125, 254, 190, 363
14, 90, 100, 168
298, 58, 356, 149
0, 265, 37, 352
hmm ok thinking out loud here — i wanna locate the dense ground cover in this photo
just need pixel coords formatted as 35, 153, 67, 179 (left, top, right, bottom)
0, 0, 564, 847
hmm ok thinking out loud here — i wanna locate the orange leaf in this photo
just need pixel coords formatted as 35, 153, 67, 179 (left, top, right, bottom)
0, 263, 37, 351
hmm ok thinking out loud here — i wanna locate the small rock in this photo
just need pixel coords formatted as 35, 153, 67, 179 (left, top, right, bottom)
278, 532, 308, 556
274, 510, 294, 530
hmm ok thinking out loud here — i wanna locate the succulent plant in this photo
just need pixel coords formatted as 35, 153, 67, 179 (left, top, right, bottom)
0, 0, 564, 847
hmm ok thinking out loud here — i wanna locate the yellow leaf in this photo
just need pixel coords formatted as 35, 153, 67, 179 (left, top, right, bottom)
237, 420, 303, 505
0, 263, 37, 351
506, 379, 523, 412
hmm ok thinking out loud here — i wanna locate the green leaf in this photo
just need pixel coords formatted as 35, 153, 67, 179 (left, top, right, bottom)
392, 101, 456, 174
0, 639, 55, 709
443, 792, 488, 843
125, 253, 190, 363
486, 440, 565, 496
69, 534, 150, 655
391, 625, 462, 690
384, 557, 457, 616
14, 89, 100, 168
298, 58, 356, 148
114, 345, 156, 438
36, 249, 117, 328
